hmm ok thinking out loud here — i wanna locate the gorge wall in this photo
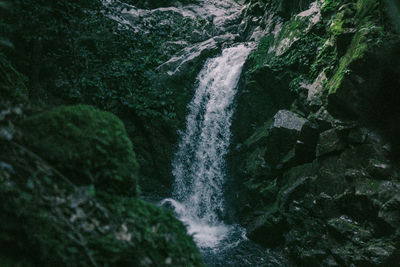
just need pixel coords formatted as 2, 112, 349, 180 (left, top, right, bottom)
229, 0, 400, 266
1, 0, 400, 266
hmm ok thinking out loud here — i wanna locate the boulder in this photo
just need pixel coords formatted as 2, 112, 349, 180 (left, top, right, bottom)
20, 105, 139, 196
265, 110, 307, 167
327, 215, 373, 244
316, 128, 348, 157
295, 121, 319, 162
0, 106, 203, 267
366, 159, 392, 180
246, 207, 287, 247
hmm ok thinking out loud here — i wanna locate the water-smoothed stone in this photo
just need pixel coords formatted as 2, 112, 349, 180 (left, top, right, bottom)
157, 34, 236, 77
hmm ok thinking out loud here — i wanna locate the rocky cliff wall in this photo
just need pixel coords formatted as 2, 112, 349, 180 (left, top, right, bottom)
230, 0, 400, 265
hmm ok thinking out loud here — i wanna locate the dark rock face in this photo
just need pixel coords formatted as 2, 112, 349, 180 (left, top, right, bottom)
230, 0, 400, 266
265, 110, 307, 168
316, 128, 348, 157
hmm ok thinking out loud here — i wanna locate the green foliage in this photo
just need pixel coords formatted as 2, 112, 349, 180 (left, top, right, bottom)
20, 105, 139, 196
269, 32, 322, 73
330, 11, 345, 35
247, 34, 275, 71
1, 0, 205, 125
322, 0, 342, 14
309, 39, 338, 78
326, 0, 383, 94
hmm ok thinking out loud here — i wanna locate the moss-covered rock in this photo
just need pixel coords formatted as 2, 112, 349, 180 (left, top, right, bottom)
0, 105, 203, 267
0, 166, 203, 266
232, 0, 400, 265
20, 105, 138, 196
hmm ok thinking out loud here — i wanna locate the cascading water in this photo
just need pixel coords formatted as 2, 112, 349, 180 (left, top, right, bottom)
161, 44, 252, 249
155, 2, 293, 266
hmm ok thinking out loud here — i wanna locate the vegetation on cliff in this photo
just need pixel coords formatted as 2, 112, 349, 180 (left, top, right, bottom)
231, 0, 400, 265
1, 0, 205, 265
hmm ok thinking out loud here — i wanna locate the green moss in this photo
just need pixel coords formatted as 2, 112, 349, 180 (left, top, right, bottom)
322, 0, 342, 14
0, 132, 203, 266
330, 11, 345, 35
278, 16, 310, 43
244, 118, 273, 147
247, 13, 313, 74
327, 0, 381, 94
355, 0, 379, 19
309, 38, 338, 78
20, 105, 139, 196
100, 196, 203, 267
327, 30, 367, 94
247, 34, 275, 72
31, 196, 203, 266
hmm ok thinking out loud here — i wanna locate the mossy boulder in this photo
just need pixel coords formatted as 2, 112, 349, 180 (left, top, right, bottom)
20, 105, 138, 196
0, 164, 203, 266
0, 106, 203, 266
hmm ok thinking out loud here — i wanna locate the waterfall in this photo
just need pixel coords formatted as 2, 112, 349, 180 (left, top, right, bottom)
161, 44, 252, 249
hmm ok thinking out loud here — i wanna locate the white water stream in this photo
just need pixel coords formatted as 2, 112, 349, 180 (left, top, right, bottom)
161, 44, 253, 249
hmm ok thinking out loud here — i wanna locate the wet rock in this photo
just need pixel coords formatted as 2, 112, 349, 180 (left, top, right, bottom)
366, 159, 392, 180
295, 121, 319, 162
277, 0, 315, 19
316, 128, 348, 157
348, 127, 369, 144
246, 208, 287, 247
379, 195, 400, 229
327, 215, 373, 243
232, 1, 400, 265
272, 110, 307, 131
265, 110, 307, 167
308, 107, 336, 132
280, 176, 311, 208
366, 242, 398, 266
302, 71, 327, 107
